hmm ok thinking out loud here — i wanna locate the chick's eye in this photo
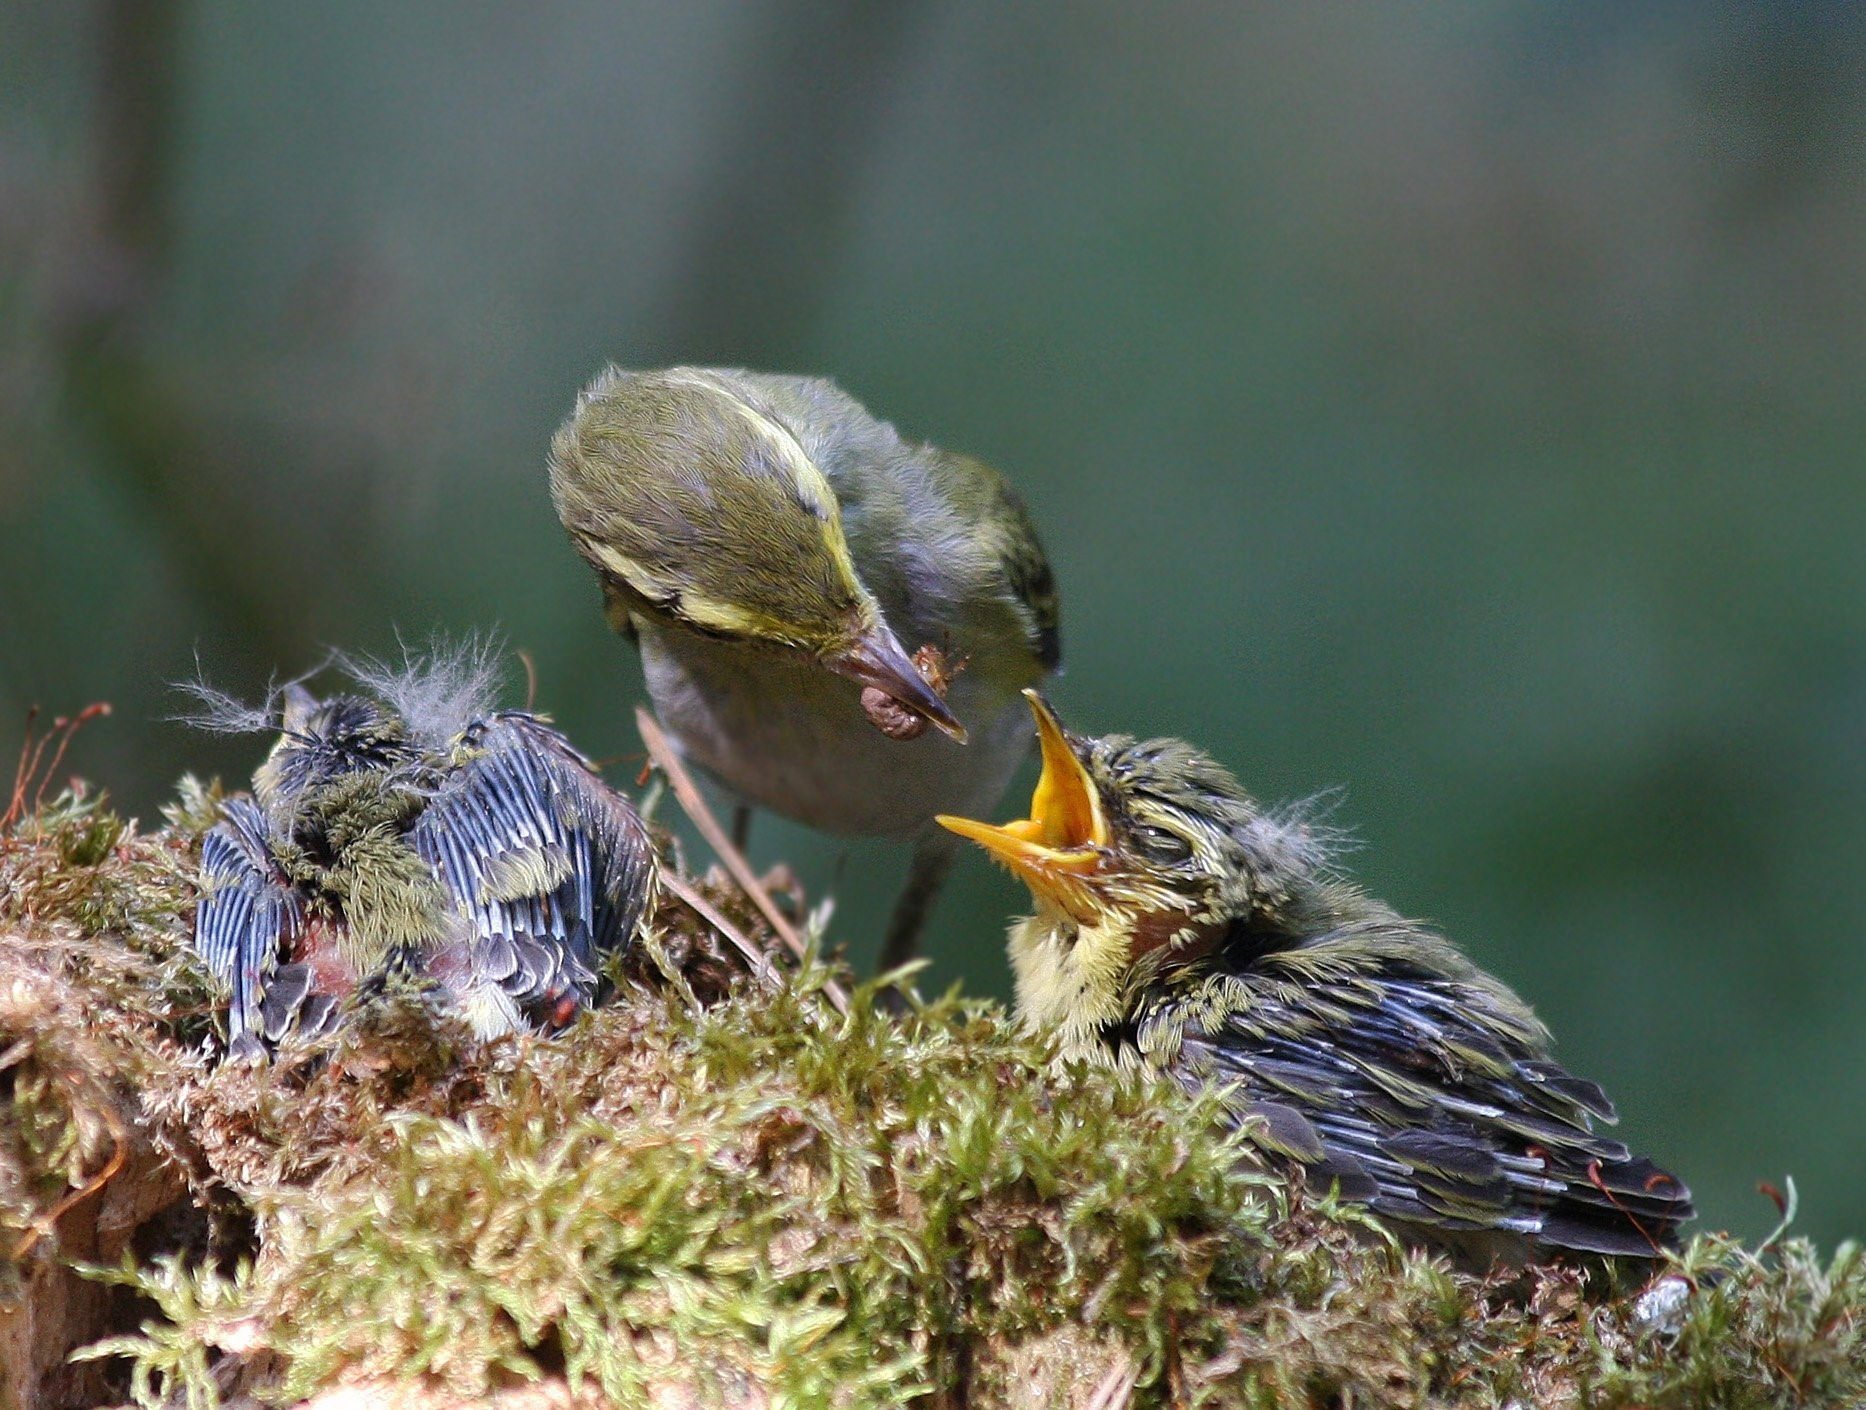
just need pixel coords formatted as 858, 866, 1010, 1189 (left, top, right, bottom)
1131, 824, 1192, 864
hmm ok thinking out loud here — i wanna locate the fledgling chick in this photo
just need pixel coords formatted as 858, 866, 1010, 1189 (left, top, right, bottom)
190, 645, 655, 1058
548, 366, 1061, 968
939, 693, 1694, 1265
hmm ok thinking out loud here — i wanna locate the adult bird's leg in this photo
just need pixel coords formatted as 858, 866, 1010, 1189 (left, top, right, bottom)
877, 828, 961, 975
731, 802, 752, 851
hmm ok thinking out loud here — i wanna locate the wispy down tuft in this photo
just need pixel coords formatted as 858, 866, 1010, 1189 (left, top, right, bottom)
340, 633, 508, 749
1250, 785, 1358, 873
175, 637, 510, 746
172, 651, 335, 736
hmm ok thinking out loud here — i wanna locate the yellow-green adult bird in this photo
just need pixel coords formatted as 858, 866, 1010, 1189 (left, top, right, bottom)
548, 366, 1061, 967
939, 694, 1693, 1265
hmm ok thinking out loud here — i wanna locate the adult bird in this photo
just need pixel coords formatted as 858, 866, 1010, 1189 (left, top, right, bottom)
549, 366, 1060, 969
938, 693, 1693, 1265
192, 646, 656, 1057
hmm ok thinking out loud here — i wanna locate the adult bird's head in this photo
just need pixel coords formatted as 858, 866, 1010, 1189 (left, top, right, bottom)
548, 365, 964, 741
938, 692, 1328, 984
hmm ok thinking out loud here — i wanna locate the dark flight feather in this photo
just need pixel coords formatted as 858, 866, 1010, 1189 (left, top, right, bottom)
196, 797, 306, 1058
1167, 952, 1693, 1260
409, 711, 655, 1031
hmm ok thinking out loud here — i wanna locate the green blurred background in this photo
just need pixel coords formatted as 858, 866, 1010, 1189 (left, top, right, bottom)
4, 3, 1862, 1246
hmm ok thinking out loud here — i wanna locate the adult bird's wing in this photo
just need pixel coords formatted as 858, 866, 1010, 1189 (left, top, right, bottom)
196, 797, 307, 1058
410, 712, 655, 1036
1172, 965, 1693, 1260
926, 447, 1063, 674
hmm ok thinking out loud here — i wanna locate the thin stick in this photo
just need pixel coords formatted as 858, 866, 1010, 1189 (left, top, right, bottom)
1584, 1158, 1666, 1260
10, 1102, 128, 1261
635, 707, 802, 953
1084, 1354, 1138, 1410
516, 649, 539, 713
635, 707, 848, 1015
33, 703, 111, 812
658, 871, 783, 991
6, 707, 40, 827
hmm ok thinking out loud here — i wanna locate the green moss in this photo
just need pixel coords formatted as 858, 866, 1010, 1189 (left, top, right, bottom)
2, 788, 205, 1311
4, 785, 202, 969
1584, 1235, 1866, 1409
3, 788, 1864, 1409
82, 973, 1268, 1405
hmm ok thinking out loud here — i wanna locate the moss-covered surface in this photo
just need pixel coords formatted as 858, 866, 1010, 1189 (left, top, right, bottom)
3, 787, 1863, 1410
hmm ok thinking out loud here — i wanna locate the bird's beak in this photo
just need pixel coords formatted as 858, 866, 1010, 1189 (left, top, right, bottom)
937, 690, 1107, 903
279, 681, 320, 735
831, 623, 968, 742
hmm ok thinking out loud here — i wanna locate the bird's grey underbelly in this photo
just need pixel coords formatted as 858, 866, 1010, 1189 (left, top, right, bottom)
637, 626, 1031, 837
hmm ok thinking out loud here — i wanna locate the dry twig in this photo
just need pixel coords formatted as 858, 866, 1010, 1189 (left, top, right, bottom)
656, 871, 784, 992
635, 707, 849, 1015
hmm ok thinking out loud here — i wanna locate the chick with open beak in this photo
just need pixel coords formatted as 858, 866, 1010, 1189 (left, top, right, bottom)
940, 693, 1693, 1265
937, 691, 1113, 933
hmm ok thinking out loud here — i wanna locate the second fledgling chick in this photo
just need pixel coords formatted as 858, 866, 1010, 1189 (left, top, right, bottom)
548, 366, 1061, 968
191, 646, 655, 1058
939, 694, 1693, 1265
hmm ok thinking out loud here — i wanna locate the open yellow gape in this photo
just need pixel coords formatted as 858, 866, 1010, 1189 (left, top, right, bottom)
936, 691, 1108, 900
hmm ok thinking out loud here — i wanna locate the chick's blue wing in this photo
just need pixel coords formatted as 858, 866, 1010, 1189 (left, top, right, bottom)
196, 797, 306, 1057
410, 712, 654, 1034
1169, 970, 1693, 1258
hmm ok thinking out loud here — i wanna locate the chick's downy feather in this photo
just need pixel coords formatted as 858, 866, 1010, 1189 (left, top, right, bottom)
191, 644, 655, 1056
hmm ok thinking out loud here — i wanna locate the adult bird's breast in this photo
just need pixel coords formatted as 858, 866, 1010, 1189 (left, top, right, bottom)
637, 623, 1034, 837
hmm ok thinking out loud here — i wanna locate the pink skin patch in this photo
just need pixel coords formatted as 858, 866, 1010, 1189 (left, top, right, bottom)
290, 915, 360, 996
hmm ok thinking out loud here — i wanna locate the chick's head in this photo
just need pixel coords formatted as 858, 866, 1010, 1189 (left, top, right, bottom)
939, 693, 1326, 971
253, 686, 418, 814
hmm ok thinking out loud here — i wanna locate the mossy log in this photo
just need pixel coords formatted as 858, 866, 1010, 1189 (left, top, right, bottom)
3, 790, 1863, 1410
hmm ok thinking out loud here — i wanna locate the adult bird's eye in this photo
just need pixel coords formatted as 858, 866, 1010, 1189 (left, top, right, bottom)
1132, 824, 1193, 864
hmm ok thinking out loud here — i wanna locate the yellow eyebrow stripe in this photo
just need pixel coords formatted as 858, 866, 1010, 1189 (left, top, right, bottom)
707, 381, 865, 601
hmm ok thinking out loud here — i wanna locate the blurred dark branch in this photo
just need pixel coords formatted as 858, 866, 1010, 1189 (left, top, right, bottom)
647, 0, 936, 364
57, 0, 372, 659
96, 0, 182, 281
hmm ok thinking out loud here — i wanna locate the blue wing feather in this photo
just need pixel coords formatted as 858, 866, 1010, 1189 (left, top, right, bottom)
196, 798, 303, 1054
410, 712, 654, 1030
194, 702, 653, 1053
